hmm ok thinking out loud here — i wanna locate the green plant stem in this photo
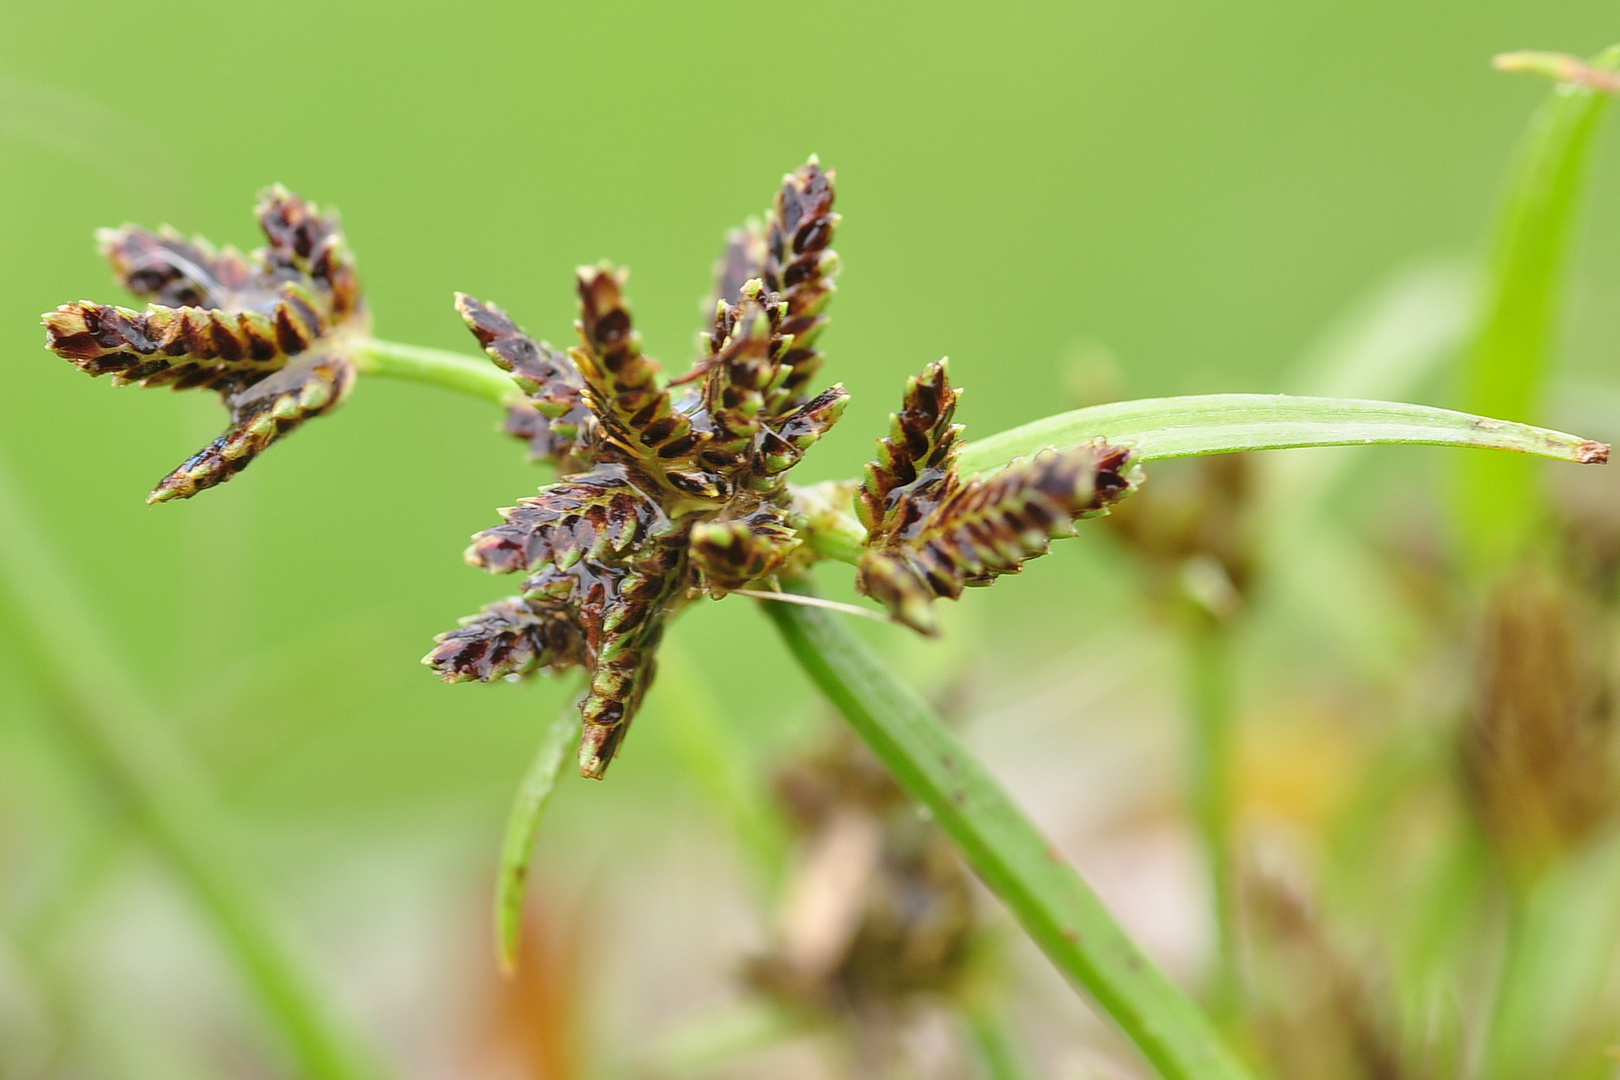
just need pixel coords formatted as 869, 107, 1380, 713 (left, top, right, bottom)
495, 685, 583, 973
762, 582, 1254, 1080
355, 337, 526, 406
1482, 882, 1548, 1080
963, 1001, 1038, 1080
1458, 44, 1620, 572
0, 461, 384, 1080
1183, 615, 1240, 1020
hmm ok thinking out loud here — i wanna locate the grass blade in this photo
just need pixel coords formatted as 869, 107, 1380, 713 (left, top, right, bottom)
954, 393, 1606, 477
762, 588, 1254, 1080
0, 459, 384, 1080
1458, 44, 1620, 570
495, 689, 582, 973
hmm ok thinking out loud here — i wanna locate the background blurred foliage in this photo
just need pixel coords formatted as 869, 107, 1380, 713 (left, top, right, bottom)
5, 2, 1620, 1077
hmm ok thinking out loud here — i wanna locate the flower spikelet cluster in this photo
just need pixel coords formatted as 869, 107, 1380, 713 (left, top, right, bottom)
855, 360, 1136, 634
42, 188, 368, 503
427, 160, 849, 778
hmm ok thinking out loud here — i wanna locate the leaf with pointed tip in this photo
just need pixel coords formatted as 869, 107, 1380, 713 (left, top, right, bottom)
954, 394, 1609, 478
496, 689, 583, 971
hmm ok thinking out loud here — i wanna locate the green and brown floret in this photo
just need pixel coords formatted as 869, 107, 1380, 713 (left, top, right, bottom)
428, 159, 849, 779
855, 360, 1137, 635
42, 187, 368, 503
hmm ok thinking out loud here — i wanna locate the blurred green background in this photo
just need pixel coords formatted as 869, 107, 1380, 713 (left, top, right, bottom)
4, 2, 1620, 1078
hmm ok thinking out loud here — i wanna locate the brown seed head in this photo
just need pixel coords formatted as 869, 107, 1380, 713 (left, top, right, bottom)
1463, 573, 1619, 879
856, 360, 1135, 634
43, 186, 368, 503
435, 160, 849, 778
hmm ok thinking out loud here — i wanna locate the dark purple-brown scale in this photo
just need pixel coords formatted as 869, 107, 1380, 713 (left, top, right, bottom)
431, 161, 848, 778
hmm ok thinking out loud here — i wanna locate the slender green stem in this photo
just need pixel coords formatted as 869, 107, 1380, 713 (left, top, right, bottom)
0, 461, 384, 1080
963, 1001, 1038, 1080
1183, 616, 1240, 1019
1482, 882, 1546, 1080
495, 685, 583, 973
762, 584, 1254, 1080
355, 337, 526, 406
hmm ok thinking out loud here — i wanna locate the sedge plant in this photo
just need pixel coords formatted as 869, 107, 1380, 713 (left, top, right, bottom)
24, 58, 1620, 1078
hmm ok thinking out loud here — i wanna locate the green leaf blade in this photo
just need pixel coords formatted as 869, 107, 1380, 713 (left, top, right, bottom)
762, 590, 1255, 1080
954, 394, 1607, 478
495, 692, 581, 972
1459, 44, 1620, 570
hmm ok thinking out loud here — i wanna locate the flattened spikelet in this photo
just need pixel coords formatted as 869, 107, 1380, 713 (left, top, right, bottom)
856, 360, 1134, 633
457, 292, 592, 468
437, 159, 848, 778
425, 598, 584, 682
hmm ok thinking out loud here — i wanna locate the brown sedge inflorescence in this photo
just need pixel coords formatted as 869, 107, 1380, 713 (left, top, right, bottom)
42, 159, 1139, 779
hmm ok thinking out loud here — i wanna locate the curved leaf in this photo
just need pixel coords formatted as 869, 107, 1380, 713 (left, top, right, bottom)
762, 587, 1254, 1080
955, 394, 1607, 478
495, 690, 581, 972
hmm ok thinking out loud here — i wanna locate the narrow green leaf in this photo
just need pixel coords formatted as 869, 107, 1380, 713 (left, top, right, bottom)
762, 588, 1254, 1080
495, 690, 581, 972
955, 393, 1606, 477
1459, 44, 1620, 571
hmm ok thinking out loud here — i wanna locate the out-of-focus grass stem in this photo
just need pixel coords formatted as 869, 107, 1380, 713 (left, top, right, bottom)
0, 458, 386, 1080
963, 999, 1037, 1080
1457, 44, 1620, 574
1184, 613, 1241, 1020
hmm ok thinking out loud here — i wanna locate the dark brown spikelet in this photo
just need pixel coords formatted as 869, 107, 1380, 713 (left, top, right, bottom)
856, 360, 1135, 634
464, 471, 661, 576
762, 157, 839, 407
43, 186, 369, 503
435, 159, 851, 779
570, 266, 703, 476
688, 504, 802, 593
425, 598, 584, 683
457, 292, 593, 469
713, 223, 767, 308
